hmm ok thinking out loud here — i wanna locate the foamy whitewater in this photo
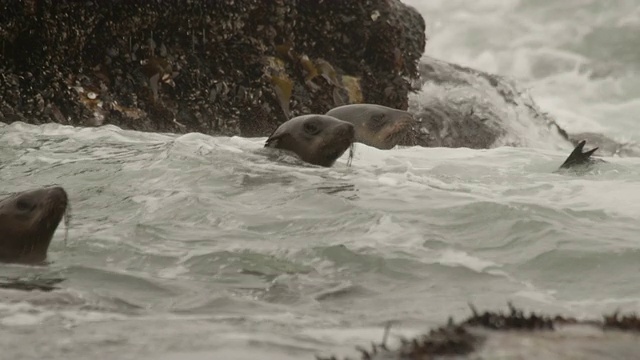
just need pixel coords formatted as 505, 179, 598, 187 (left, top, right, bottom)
2, 1, 640, 359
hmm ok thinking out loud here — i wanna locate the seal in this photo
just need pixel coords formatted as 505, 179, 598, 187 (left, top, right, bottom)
0, 186, 69, 265
558, 140, 601, 170
265, 114, 355, 167
325, 104, 416, 149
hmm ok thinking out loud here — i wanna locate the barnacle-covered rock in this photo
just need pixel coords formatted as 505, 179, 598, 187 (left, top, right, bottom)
0, 0, 426, 137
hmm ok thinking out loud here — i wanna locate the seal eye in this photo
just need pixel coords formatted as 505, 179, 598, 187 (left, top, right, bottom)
16, 198, 35, 212
304, 121, 321, 135
368, 114, 387, 131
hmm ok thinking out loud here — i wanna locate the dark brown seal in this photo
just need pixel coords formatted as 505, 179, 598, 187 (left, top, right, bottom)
0, 186, 68, 265
325, 104, 416, 150
265, 114, 355, 167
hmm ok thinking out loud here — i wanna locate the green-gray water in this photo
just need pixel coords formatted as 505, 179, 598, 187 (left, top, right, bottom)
3, 0, 640, 358
2, 121, 640, 359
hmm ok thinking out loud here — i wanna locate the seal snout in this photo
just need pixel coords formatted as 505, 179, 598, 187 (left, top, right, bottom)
46, 186, 69, 208
41, 186, 69, 226
328, 121, 355, 152
334, 121, 356, 141
381, 114, 416, 148
387, 115, 414, 135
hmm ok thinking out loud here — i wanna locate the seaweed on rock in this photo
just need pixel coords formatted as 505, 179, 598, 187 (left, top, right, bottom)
320, 304, 640, 360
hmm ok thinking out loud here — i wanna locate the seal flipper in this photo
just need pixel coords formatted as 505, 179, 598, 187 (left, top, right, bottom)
559, 140, 599, 169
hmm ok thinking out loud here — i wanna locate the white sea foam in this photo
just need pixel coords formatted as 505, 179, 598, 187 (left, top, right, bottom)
3, 1, 640, 358
404, 0, 640, 141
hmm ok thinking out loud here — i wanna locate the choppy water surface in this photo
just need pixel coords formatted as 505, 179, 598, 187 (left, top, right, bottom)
3, 1, 640, 359
2, 122, 640, 359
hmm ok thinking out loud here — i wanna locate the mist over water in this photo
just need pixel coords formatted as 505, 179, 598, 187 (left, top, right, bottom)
2, 2, 640, 359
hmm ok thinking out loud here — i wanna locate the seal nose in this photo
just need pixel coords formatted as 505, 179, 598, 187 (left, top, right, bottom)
46, 187, 68, 202
335, 122, 355, 140
46, 186, 69, 210
396, 114, 416, 128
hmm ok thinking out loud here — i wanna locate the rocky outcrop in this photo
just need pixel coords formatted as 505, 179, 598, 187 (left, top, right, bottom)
404, 56, 573, 151
407, 56, 640, 156
0, 0, 425, 137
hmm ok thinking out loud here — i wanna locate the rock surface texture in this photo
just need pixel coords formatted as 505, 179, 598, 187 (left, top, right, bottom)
0, 0, 426, 137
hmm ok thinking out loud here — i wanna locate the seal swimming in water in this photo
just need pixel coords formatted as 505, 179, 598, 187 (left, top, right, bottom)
265, 114, 355, 167
325, 104, 416, 150
0, 186, 68, 265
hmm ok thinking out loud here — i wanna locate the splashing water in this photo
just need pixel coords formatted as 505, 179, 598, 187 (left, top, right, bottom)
3, 2, 640, 359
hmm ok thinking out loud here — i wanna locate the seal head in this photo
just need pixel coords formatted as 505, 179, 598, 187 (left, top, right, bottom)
0, 186, 68, 264
265, 114, 355, 167
326, 104, 416, 149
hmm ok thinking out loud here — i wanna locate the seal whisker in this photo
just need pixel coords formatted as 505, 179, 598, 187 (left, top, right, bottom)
347, 143, 355, 167
382, 321, 393, 348
63, 202, 72, 248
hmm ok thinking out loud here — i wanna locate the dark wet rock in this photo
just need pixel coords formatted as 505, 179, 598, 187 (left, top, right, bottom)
407, 55, 640, 156
0, 0, 425, 137
404, 56, 572, 150
319, 304, 640, 360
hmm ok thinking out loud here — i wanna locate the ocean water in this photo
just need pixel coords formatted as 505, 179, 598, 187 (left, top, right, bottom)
2, 1, 640, 359
406, 0, 640, 141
